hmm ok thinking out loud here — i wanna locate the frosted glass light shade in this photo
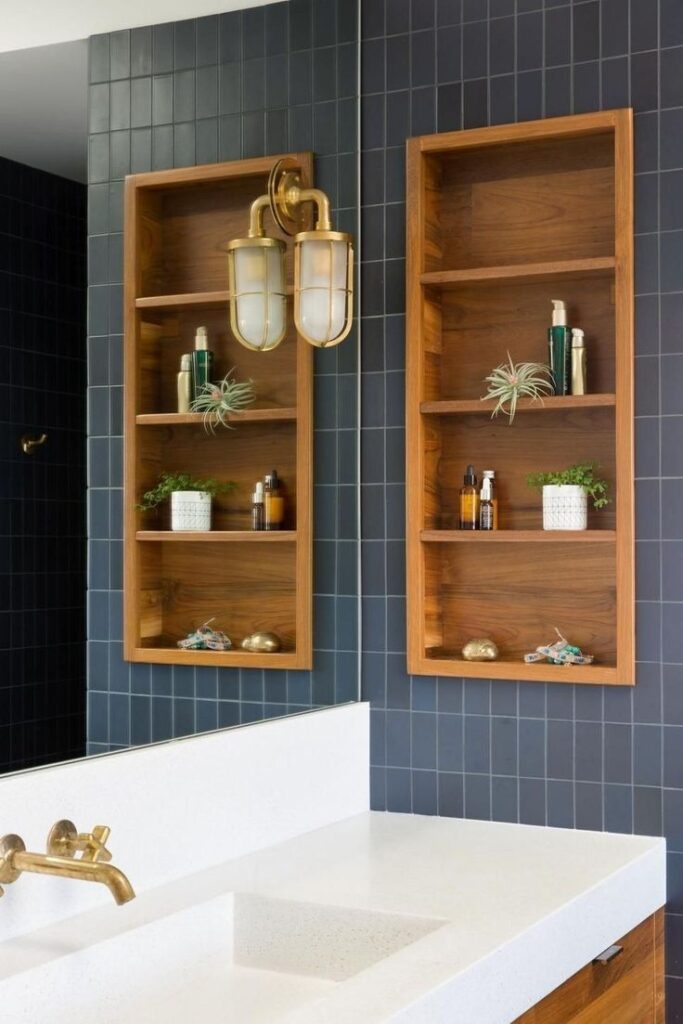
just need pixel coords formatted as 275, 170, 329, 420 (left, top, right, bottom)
294, 232, 353, 348
227, 237, 286, 352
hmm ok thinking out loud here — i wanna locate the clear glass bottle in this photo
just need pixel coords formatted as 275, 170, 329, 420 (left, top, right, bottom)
251, 481, 264, 531
481, 469, 498, 530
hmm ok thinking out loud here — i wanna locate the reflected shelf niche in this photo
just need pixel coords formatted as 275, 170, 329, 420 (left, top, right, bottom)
123, 154, 313, 669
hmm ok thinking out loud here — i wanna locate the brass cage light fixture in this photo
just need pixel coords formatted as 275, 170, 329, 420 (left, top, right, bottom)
227, 158, 354, 352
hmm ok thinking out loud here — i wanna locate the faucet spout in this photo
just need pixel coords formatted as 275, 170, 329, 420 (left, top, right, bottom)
0, 821, 135, 906
12, 851, 136, 906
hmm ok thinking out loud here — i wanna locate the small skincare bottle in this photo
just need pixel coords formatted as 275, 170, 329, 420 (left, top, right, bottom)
459, 465, 479, 530
548, 299, 571, 395
264, 470, 285, 531
251, 481, 264, 531
571, 328, 587, 395
480, 470, 498, 530
177, 353, 192, 413
191, 326, 214, 401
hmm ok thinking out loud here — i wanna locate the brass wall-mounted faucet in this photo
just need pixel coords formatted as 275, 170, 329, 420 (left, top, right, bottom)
0, 820, 135, 906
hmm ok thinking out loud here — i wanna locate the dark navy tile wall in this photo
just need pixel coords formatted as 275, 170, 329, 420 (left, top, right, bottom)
87, 0, 359, 753
360, 0, 683, 1006
0, 156, 87, 772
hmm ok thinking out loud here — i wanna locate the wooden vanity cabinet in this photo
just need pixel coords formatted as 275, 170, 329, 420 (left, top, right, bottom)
514, 910, 664, 1023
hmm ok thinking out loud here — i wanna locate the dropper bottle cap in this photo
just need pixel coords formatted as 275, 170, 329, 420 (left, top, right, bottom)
195, 326, 208, 350
265, 469, 279, 489
252, 481, 264, 503
551, 300, 567, 327
464, 465, 476, 486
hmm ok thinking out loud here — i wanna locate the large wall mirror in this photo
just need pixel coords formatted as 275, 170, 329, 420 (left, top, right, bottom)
0, 0, 360, 774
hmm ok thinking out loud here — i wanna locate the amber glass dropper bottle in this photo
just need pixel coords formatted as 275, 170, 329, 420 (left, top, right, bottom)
459, 465, 479, 530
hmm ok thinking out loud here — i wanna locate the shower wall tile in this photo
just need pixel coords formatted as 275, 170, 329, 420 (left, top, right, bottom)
360, 0, 683, 994
0, 156, 87, 772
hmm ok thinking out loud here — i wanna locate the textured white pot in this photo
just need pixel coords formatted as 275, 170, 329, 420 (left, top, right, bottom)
542, 484, 587, 531
171, 491, 212, 531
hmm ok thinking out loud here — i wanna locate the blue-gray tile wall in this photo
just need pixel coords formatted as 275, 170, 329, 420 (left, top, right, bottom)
360, 0, 683, 1005
0, 156, 87, 772
87, 0, 359, 752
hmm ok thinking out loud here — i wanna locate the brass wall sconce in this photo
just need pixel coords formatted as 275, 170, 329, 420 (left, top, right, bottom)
227, 158, 354, 352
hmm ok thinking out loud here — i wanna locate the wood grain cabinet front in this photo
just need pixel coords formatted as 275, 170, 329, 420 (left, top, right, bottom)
514, 910, 664, 1023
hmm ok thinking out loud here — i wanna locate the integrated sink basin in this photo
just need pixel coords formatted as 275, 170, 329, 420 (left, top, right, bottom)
0, 892, 446, 1023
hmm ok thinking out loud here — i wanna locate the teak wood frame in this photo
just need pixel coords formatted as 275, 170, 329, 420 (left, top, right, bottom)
406, 110, 634, 686
123, 154, 313, 669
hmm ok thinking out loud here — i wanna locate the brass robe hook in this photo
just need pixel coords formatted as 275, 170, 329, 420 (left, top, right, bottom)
21, 433, 48, 455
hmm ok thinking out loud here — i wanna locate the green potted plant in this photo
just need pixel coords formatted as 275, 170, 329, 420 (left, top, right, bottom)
138, 472, 235, 532
527, 463, 610, 531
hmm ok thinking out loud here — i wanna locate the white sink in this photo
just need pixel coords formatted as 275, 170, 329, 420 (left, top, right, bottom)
1, 893, 445, 1023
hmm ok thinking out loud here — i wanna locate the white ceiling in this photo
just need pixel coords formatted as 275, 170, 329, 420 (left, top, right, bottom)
0, 0, 285, 183
0, 0, 284, 53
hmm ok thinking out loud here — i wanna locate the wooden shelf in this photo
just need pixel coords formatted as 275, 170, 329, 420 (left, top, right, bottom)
421, 530, 616, 543
136, 530, 297, 542
135, 290, 230, 310
420, 394, 616, 416
131, 646, 303, 669
124, 153, 314, 670
423, 652, 619, 685
136, 408, 297, 426
420, 256, 615, 288
406, 111, 634, 687
135, 285, 294, 310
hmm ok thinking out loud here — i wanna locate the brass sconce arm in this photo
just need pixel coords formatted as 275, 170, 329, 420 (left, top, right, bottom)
247, 192, 272, 238
248, 182, 331, 236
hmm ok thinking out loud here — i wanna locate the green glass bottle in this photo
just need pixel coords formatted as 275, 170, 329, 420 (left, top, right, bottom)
548, 299, 571, 396
191, 325, 214, 401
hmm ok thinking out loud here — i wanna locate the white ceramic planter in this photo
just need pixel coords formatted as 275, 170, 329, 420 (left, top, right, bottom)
171, 491, 212, 531
542, 484, 587, 531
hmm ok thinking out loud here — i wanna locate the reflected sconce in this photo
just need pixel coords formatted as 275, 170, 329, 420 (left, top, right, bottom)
227, 159, 354, 352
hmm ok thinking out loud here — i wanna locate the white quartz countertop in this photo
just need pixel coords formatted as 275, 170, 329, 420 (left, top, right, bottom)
0, 812, 665, 1023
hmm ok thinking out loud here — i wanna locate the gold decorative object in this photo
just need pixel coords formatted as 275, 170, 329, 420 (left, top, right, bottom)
0, 820, 135, 905
241, 631, 282, 653
462, 638, 499, 662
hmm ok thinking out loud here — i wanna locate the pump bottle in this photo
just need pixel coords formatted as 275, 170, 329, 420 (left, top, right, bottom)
191, 326, 214, 401
548, 300, 571, 395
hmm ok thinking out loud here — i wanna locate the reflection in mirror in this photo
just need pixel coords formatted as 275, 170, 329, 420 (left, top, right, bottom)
0, 0, 359, 776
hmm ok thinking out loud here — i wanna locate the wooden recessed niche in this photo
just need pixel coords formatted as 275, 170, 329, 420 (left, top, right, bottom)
406, 111, 634, 685
124, 155, 313, 669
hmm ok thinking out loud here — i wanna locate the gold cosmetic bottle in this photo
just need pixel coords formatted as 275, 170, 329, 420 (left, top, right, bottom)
571, 328, 587, 395
177, 353, 192, 413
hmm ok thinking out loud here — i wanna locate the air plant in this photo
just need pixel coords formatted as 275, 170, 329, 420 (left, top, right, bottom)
190, 369, 256, 432
481, 352, 553, 424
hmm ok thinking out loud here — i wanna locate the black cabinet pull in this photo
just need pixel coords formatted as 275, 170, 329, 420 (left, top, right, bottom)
592, 944, 624, 965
